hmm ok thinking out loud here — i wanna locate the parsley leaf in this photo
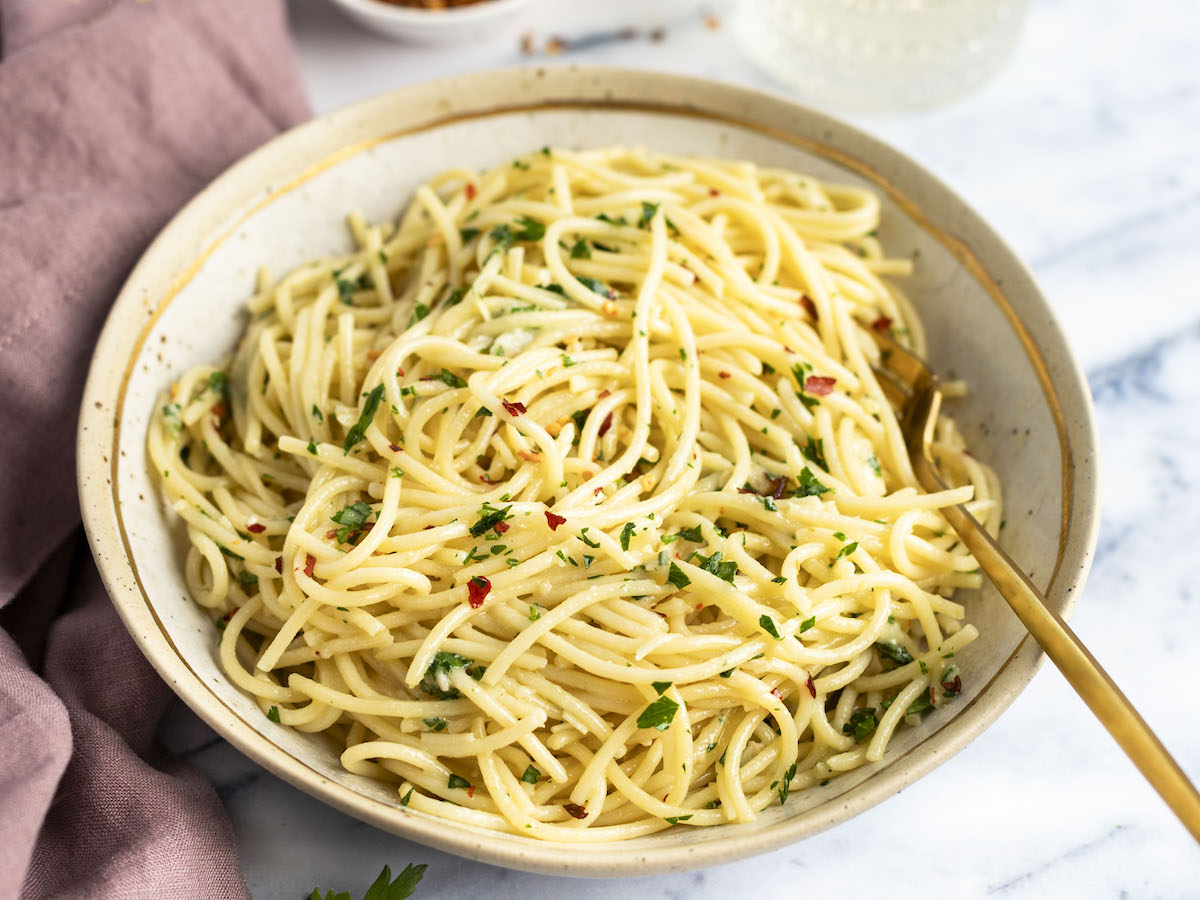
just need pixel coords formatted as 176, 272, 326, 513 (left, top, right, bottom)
694, 550, 737, 582
418, 651, 473, 699
637, 695, 680, 731
651, 681, 672, 695
666, 562, 691, 589
577, 277, 615, 299
620, 521, 635, 552
266, 705, 281, 723
331, 501, 372, 544
569, 238, 592, 259
432, 368, 466, 389
662, 525, 703, 544
343, 384, 385, 452
876, 641, 914, 666
798, 615, 816, 633
423, 717, 447, 732
844, 707, 878, 743
758, 615, 781, 639
778, 762, 797, 805
521, 765, 541, 784
447, 774, 471, 790
512, 216, 545, 242
362, 863, 427, 900
637, 201, 660, 228
793, 467, 831, 497
470, 503, 512, 537
664, 815, 693, 825
837, 541, 859, 560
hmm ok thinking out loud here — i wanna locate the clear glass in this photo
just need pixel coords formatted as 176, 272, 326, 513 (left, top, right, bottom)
734, 0, 1030, 113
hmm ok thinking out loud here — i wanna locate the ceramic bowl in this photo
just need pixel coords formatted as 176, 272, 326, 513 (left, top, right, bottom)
326, 0, 539, 43
77, 66, 1100, 877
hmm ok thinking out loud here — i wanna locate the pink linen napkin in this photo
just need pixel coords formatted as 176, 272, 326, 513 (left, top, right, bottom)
0, 1, 310, 896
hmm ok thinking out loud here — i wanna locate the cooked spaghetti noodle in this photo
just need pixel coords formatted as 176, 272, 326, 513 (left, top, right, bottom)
148, 146, 1001, 839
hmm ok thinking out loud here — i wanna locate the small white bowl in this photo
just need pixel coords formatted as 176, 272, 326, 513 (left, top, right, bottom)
327, 0, 539, 43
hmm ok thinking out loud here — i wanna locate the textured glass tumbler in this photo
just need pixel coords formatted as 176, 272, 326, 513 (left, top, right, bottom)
735, 0, 1030, 113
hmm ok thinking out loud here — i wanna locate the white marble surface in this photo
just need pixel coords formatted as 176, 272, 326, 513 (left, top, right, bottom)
161, 0, 1200, 895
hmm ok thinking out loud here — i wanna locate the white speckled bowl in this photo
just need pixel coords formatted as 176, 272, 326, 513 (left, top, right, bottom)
77, 67, 1100, 877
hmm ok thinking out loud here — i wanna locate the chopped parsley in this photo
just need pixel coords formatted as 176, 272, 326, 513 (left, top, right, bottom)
266, 705, 281, 723
793, 467, 831, 497
798, 615, 816, 634
418, 651, 473, 699
637, 201, 660, 228
447, 774, 471, 790
433, 368, 466, 389
666, 562, 691, 590
331, 501, 372, 544
778, 762, 797, 805
470, 503, 512, 537
662, 525, 703, 544
844, 707, 878, 742
651, 681, 672, 695
876, 641, 914, 666
693, 550, 737, 582
620, 522, 636, 552
307, 438, 318, 455
664, 815, 692, 825
758, 615, 781, 639
521, 766, 541, 784
423, 717, 447, 732
837, 541, 859, 560
569, 238, 592, 259
577, 277, 615, 299
637, 695, 680, 731
342, 384, 385, 452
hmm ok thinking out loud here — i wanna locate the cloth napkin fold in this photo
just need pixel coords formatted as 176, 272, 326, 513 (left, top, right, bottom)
0, 1, 310, 896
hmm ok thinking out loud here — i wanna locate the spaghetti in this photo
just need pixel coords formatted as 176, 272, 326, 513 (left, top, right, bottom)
148, 146, 1002, 839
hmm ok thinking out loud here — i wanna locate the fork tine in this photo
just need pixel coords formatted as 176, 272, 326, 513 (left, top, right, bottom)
863, 324, 929, 388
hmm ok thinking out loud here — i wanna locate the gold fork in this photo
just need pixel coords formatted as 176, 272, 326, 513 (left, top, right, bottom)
867, 326, 1200, 843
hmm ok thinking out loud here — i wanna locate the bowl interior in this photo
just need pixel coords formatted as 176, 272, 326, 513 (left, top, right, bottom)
81, 69, 1098, 876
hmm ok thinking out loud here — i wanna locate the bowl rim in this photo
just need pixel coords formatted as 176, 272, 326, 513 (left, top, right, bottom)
77, 65, 1101, 877
327, 0, 537, 25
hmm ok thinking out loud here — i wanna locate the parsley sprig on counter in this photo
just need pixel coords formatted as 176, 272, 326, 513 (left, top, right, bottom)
307, 862, 426, 900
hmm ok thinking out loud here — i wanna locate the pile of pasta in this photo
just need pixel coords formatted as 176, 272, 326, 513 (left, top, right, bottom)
149, 146, 1002, 840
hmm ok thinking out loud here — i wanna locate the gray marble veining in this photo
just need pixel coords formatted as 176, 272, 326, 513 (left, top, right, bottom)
158, 1, 1200, 895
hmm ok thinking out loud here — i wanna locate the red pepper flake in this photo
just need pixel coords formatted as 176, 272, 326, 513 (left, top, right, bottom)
502, 399, 526, 417
274, 556, 282, 574
737, 487, 756, 495
598, 389, 611, 399
467, 785, 476, 798
213, 401, 229, 419
941, 674, 963, 694
545, 511, 567, 530
480, 474, 497, 484
304, 554, 316, 578
709, 188, 720, 196
770, 687, 783, 699
467, 575, 491, 609
563, 803, 588, 820
784, 346, 794, 354
598, 412, 614, 437
389, 443, 402, 452
871, 315, 893, 333
718, 371, 731, 379
396, 368, 405, 377
326, 530, 337, 540
801, 296, 818, 320
804, 375, 836, 396
494, 521, 510, 534
466, 182, 477, 200
805, 675, 816, 698
247, 523, 266, 534
594, 488, 603, 496
221, 607, 239, 623
770, 475, 789, 500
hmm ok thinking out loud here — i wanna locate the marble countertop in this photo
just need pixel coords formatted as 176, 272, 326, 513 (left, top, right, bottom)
162, 0, 1200, 895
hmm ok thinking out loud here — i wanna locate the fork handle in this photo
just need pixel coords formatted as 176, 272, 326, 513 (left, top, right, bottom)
941, 501, 1200, 843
